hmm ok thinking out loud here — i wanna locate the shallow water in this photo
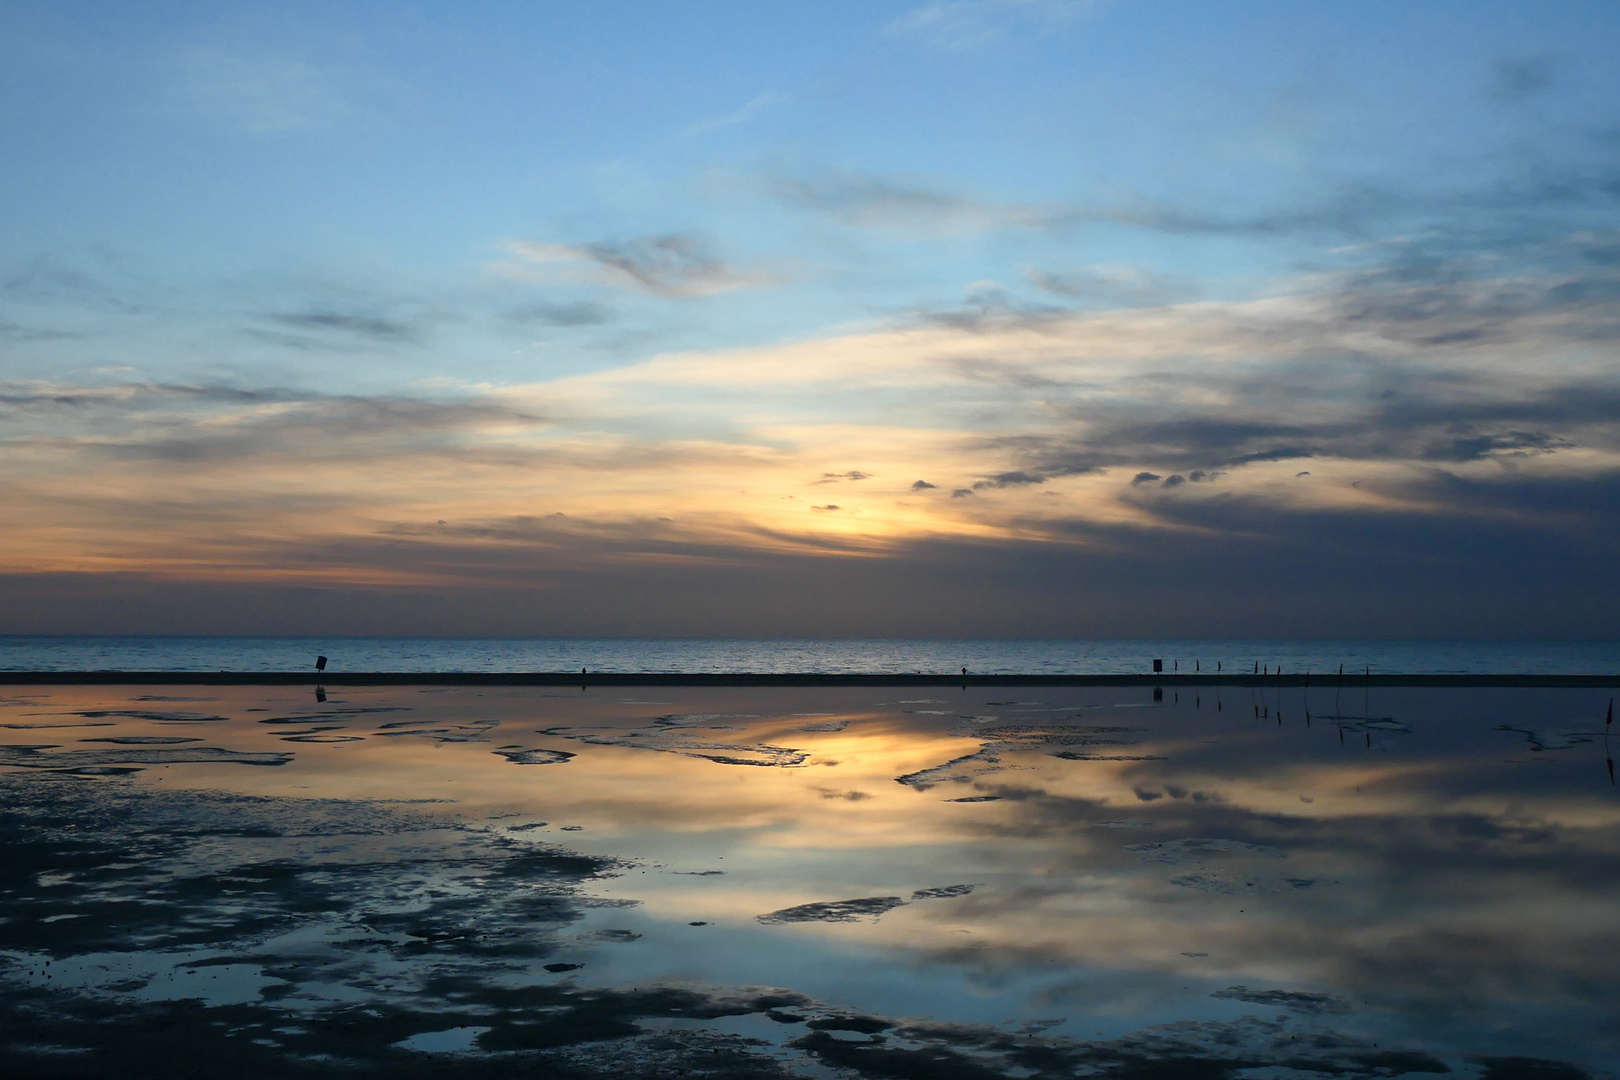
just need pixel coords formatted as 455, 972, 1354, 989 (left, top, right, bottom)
5, 635, 1619, 675
1, 681, 1616, 1078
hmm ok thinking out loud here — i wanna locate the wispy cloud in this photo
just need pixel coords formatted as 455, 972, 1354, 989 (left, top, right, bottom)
3, 253, 148, 314
768, 168, 1008, 229
8, 238, 1618, 591
684, 90, 790, 136
6, 167, 1620, 633
1485, 54, 1559, 102
887, 0, 1101, 51
767, 165, 1375, 236
1025, 265, 1187, 307
505, 300, 614, 327
260, 310, 420, 345
771, 134, 1620, 241
176, 48, 346, 133
503, 235, 777, 297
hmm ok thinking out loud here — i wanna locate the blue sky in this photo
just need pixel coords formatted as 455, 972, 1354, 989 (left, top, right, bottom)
8, 0, 1618, 377
3, 1, 1619, 636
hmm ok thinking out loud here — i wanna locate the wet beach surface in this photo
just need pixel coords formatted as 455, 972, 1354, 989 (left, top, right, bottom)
1, 682, 1616, 1079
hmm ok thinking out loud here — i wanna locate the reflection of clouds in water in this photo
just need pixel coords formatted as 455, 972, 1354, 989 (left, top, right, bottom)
0, 743, 291, 772
1127, 837, 1287, 863
758, 885, 979, 924
67, 709, 232, 722
1211, 984, 1349, 1014
758, 895, 908, 924
1494, 725, 1596, 751
0, 683, 1615, 1075
495, 747, 576, 765
894, 719, 1158, 787
792, 1014, 1450, 1079
537, 716, 810, 767
895, 747, 1001, 787
1128, 836, 1311, 895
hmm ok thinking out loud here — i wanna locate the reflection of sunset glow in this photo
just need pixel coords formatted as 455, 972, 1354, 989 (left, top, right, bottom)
10, 684, 1615, 958
4, 681, 1617, 1068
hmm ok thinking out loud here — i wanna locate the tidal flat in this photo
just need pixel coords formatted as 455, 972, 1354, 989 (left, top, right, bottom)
1, 682, 1615, 1079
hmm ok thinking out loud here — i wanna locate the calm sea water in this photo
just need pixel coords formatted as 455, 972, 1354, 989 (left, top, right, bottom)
1, 635, 1617, 674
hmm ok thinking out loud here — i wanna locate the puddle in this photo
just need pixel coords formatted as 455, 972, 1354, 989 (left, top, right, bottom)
395, 1025, 492, 1053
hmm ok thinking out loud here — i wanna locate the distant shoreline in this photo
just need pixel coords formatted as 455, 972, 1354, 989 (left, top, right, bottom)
2, 672, 1618, 688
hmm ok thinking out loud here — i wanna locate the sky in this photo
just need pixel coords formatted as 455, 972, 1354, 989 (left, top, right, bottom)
2, 0, 1619, 638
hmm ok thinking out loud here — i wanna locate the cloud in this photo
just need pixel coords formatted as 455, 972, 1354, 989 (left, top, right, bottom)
38, 225, 1617, 506
973, 471, 1045, 489
7, 180, 1620, 635
505, 235, 776, 297
0, 315, 77, 342
684, 90, 789, 136
177, 48, 345, 132
920, 287, 1070, 332
1486, 54, 1559, 102
887, 0, 1099, 51
505, 301, 614, 327
767, 165, 1372, 236
2, 253, 147, 314
263, 311, 419, 344
767, 168, 1012, 229
5, 482, 1617, 635
772, 127, 1620, 244
0, 381, 543, 466
1026, 266, 1187, 308
911, 480, 938, 491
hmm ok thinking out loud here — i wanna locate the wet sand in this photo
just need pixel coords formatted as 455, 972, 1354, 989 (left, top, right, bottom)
1, 682, 1616, 1078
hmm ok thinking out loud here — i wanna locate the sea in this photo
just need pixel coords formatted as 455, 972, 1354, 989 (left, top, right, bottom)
1, 635, 1616, 673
